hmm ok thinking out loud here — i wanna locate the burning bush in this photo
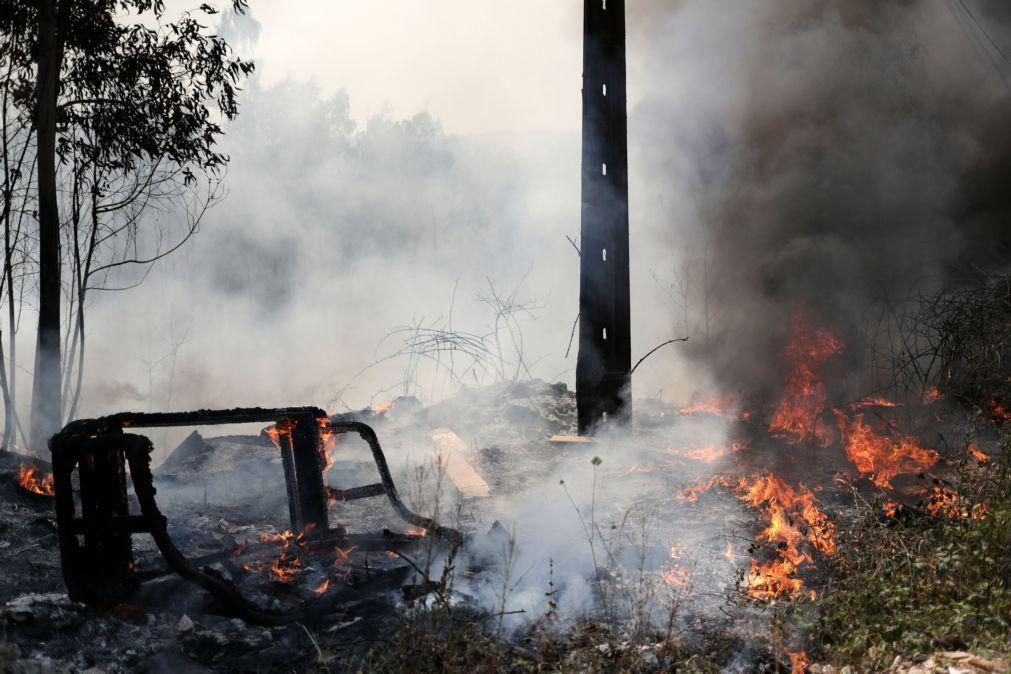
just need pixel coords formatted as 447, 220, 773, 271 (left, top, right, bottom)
815, 434, 1011, 669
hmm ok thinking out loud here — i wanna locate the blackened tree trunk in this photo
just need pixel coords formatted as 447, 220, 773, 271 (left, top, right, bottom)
29, 0, 64, 451
576, 0, 631, 433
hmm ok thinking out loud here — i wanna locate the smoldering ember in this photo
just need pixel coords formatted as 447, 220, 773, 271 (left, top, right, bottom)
1, 3, 1011, 674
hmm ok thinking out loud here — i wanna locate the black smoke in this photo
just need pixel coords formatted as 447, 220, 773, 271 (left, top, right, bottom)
630, 0, 1011, 396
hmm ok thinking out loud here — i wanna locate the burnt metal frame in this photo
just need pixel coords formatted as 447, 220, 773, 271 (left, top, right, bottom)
50, 406, 460, 625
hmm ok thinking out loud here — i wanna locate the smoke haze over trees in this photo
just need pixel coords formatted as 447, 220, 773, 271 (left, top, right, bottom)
6, 0, 1009, 441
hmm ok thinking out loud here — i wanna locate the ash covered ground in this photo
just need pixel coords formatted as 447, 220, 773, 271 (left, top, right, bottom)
0, 379, 1001, 672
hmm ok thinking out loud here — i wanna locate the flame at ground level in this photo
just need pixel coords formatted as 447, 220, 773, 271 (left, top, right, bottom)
835, 412, 939, 488
787, 650, 811, 674
768, 313, 843, 447
17, 463, 55, 497
678, 393, 745, 420
678, 473, 835, 599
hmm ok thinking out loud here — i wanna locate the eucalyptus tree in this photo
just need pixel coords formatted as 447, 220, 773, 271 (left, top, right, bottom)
0, 0, 253, 449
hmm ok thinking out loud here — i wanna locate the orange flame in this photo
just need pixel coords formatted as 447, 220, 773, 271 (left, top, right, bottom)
768, 314, 843, 447
924, 484, 988, 520
987, 398, 1011, 423
660, 545, 692, 588
922, 386, 942, 405
660, 566, 691, 588
17, 463, 55, 497
265, 426, 282, 446
746, 558, 806, 601
665, 444, 729, 464
737, 474, 836, 558
265, 420, 336, 478
676, 475, 731, 504
835, 412, 939, 488
372, 400, 395, 415
678, 393, 743, 420
787, 650, 810, 674
679, 473, 835, 599
852, 397, 898, 408
247, 525, 315, 583
270, 555, 301, 582
316, 418, 337, 471
312, 578, 331, 595
969, 443, 990, 464
333, 545, 357, 567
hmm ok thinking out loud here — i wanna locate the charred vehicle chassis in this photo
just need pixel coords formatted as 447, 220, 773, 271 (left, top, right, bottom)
49, 407, 460, 625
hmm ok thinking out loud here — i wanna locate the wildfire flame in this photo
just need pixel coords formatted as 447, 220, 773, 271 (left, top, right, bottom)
669, 312, 992, 605
660, 565, 691, 588
660, 544, 693, 588
318, 418, 337, 475
245, 526, 314, 583
835, 412, 938, 488
746, 558, 806, 601
665, 444, 729, 464
923, 484, 989, 520
265, 426, 282, 446
372, 400, 395, 415
333, 545, 357, 567
746, 475, 835, 554
787, 650, 811, 674
678, 393, 744, 420
968, 443, 989, 463
17, 463, 55, 497
628, 441, 750, 474
768, 313, 843, 447
852, 397, 898, 408
986, 398, 1011, 423
270, 554, 301, 582
679, 473, 835, 599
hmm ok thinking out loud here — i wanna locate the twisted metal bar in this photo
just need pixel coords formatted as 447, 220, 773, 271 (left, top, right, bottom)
329, 421, 463, 544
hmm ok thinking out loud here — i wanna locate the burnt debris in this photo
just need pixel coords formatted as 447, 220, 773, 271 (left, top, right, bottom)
49, 406, 460, 626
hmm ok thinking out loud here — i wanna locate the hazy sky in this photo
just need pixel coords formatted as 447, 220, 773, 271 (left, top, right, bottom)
169, 1, 587, 136
70, 0, 1010, 422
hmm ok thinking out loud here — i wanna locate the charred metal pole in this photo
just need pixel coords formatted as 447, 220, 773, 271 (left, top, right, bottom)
577, 0, 632, 433
278, 412, 330, 533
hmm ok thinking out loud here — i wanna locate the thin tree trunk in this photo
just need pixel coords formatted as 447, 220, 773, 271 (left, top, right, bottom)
29, 0, 64, 451
65, 182, 97, 421
1, 50, 15, 451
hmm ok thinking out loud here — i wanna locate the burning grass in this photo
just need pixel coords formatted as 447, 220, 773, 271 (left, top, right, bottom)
768, 313, 843, 447
814, 434, 1011, 670
677, 473, 836, 601
835, 412, 940, 489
